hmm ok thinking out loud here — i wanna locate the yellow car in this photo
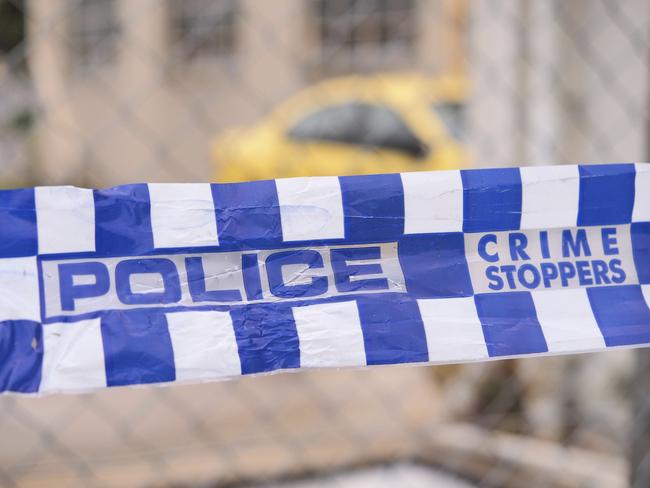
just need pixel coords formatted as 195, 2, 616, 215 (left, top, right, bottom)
213, 74, 468, 182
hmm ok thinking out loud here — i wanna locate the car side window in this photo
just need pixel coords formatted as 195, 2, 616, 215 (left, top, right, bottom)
361, 105, 427, 157
288, 103, 365, 144
431, 102, 465, 141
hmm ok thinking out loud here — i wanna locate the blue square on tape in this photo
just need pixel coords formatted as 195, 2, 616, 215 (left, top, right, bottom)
461, 168, 522, 232
587, 285, 650, 347
212, 180, 283, 250
101, 310, 176, 387
577, 164, 635, 226
230, 303, 300, 374
632, 222, 650, 285
0, 320, 42, 393
0, 189, 37, 258
356, 294, 428, 365
94, 184, 154, 256
340, 173, 404, 243
399, 233, 473, 298
474, 291, 548, 357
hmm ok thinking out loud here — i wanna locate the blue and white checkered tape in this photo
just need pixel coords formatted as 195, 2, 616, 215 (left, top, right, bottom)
1, 163, 649, 394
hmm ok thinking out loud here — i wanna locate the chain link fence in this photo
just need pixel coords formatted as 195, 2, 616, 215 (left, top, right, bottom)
0, 0, 648, 486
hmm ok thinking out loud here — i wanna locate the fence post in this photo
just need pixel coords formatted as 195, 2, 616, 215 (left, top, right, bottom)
631, 350, 650, 486
630, 35, 650, 485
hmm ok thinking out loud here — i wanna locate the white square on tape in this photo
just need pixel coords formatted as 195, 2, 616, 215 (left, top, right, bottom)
167, 310, 241, 381
40, 318, 106, 392
36, 186, 95, 254
633, 163, 650, 222
0, 257, 40, 323
418, 297, 488, 362
276, 177, 345, 241
149, 183, 219, 249
520, 165, 579, 229
532, 288, 605, 353
292, 301, 366, 368
401, 170, 463, 233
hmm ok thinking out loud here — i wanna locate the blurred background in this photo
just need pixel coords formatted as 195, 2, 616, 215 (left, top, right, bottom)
0, 0, 649, 486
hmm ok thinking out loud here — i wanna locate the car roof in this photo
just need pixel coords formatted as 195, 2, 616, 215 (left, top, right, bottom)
268, 72, 468, 122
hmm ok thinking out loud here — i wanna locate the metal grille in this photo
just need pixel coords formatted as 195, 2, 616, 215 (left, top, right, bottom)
0, 1, 648, 486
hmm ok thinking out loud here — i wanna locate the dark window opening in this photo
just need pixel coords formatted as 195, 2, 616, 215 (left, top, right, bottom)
169, 0, 238, 60
313, 0, 416, 71
316, 0, 415, 49
69, 0, 120, 70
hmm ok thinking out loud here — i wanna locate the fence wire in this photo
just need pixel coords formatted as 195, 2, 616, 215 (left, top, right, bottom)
0, 1, 648, 487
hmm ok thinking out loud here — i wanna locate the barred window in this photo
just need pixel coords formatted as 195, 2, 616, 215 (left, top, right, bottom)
314, 0, 416, 67
169, 0, 238, 60
69, 0, 120, 70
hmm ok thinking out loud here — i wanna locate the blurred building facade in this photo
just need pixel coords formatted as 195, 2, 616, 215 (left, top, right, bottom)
0, 61, 35, 184
25, 0, 649, 188
27, 0, 466, 185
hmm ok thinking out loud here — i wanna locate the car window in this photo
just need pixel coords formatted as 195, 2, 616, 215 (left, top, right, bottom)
431, 102, 465, 141
288, 101, 427, 157
288, 103, 365, 144
361, 104, 427, 157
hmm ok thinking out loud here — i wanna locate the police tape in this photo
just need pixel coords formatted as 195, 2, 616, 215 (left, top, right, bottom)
0, 163, 649, 394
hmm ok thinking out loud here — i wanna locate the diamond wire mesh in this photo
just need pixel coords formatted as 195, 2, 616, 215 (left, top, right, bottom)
0, 1, 648, 487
